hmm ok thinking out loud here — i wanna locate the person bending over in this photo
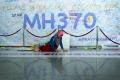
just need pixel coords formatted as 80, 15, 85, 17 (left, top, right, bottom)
34, 30, 64, 52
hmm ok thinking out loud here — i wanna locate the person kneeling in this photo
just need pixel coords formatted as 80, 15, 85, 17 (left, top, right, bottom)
34, 30, 64, 53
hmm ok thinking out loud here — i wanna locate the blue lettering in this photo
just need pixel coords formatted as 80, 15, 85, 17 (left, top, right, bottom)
84, 12, 96, 29
58, 13, 67, 30
23, 14, 41, 29
42, 13, 55, 29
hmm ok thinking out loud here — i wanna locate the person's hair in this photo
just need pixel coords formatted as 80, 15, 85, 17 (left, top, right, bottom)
57, 30, 64, 37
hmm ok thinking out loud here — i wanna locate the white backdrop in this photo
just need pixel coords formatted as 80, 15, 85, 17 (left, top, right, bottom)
0, 0, 120, 47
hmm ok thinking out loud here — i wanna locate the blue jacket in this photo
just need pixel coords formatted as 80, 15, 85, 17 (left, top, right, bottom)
48, 35, 64, 50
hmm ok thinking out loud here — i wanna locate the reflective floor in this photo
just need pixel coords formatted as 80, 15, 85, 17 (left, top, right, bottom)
0, 49, 120, 80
